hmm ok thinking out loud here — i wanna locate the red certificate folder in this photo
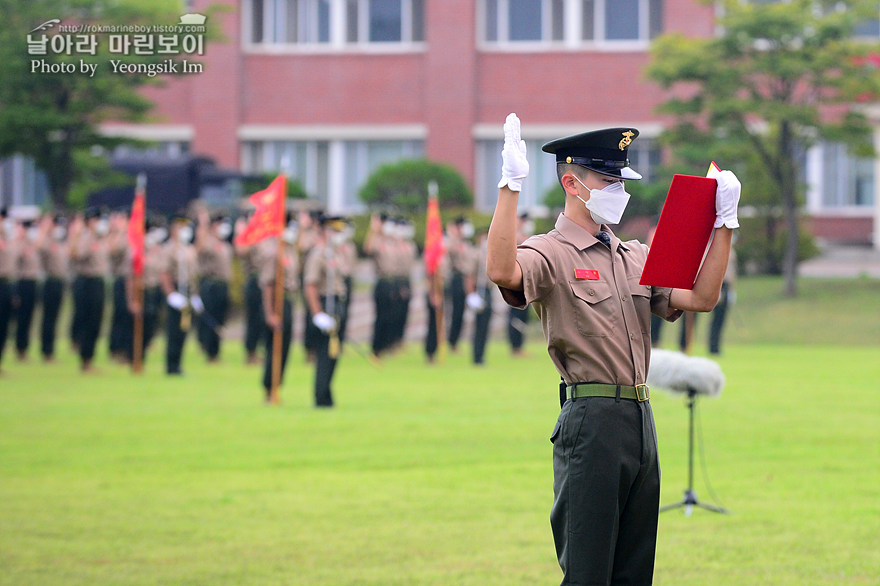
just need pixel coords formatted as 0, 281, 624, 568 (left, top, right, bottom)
639, 174, 718, 289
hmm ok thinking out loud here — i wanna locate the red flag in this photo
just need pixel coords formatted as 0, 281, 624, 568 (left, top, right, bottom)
235, 174, 287, 247
424, 182, 445, 277
128, 173, 146, 277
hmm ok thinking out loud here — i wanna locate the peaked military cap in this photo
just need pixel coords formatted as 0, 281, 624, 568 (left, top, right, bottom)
542, 127, 642, 180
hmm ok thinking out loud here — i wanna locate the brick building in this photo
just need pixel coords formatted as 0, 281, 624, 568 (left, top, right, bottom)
2, 0, 878, 247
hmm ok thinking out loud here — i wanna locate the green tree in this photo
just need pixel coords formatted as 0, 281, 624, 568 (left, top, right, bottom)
646, 0, 880, 296
0, 0, 216, 210
359, 158, 473, 215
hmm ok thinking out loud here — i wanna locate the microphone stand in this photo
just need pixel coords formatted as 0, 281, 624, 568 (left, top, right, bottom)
659, 387, 729, 516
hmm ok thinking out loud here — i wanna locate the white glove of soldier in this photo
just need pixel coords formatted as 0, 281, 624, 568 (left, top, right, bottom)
167, 291, 187, 310
497, 113, 529, 192
312, 312, 336, 333
190, 295, 205, 314
713, 170, 741, 229
466, 292, 486, 312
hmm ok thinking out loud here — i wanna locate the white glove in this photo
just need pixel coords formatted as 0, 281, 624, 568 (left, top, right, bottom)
466, 292, 486, 312
190, 295, 205, 314
312, 312, 336, 333
497, 113, 529, 192
167, 291, 187, 310
713, 170, 741, 229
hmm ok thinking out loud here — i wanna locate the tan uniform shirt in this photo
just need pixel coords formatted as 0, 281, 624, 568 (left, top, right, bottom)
16, 240, 41, 280
144, 244, 167, 288
500, 214, 681, 387
304, 242, 353, 297
164, 241, 197, 294
0, 238, 17, 279
108, 238, 129, 278
197, 235, 232, 281
392, 239, 417, 279
38, 239, 68, 280
238, 243, 261, 276
370, 235, 399, 278
72, 230, 108, 278
446, 234, 478, 276
257, 239, 300, 293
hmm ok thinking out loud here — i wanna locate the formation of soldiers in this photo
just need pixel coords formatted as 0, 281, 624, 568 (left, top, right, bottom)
0, 204, 535, 405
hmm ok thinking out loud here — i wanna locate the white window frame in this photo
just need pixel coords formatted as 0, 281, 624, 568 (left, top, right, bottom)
238, 125, 427, 213
478, 0, 657, 51
242, 0, 426, 53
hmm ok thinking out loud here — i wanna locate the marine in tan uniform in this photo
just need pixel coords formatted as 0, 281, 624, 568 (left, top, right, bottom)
469, 228, 492, 365
296, 210, 321, 361
444, 216, 477, 351
235, 214, 265, 365
303, 216, 355, 408
257, 224, 299, 402
195, 211, 233, 362
69, 207, 109, 372
487, 114, 740, 585
0, 210, 17, 371
107, 211, 132, 362
364, 213, 398, 358
127, 220, 168, 362
13, 219, 41, 361
37, 215, 68, 362
161, 217, 198, 375
389, 218, 417, 350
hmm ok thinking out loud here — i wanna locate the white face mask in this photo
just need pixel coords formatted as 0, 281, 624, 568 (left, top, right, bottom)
460, 222, 475, 239
52, 226, 67, 241
282, 223, 299, 244
27, 227, 39, 242
216, 222, 232, 240
573, 176, 631, 225
146, 227, 167, 246
95, 218, 109, 236
330, 230, 348, 246
178, 226, 193, 244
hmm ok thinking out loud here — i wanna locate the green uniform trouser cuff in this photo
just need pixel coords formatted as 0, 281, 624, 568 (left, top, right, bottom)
566, 383, 650, 402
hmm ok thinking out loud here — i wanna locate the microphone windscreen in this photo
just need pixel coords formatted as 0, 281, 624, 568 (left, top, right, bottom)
647, 349, 724, 397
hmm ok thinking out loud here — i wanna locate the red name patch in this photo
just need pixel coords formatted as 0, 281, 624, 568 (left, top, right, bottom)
574, 269, 599, 280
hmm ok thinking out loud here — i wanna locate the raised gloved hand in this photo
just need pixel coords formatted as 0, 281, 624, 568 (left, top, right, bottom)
713, 170, 741, 229
497, 113, 529, 192
167, 291, 187, 310
312, 311, 336, 333
190, 294, 205, 314
466, 292, 486, 312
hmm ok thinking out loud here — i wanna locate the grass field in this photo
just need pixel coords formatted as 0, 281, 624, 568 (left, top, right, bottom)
1, 276, 879, 585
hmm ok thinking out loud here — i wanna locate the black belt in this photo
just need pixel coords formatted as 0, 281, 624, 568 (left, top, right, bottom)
566, 382, 650, 402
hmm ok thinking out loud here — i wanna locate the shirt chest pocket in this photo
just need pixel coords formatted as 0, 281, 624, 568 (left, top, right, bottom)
628, 276, 653, 334
569, 280, 617, 338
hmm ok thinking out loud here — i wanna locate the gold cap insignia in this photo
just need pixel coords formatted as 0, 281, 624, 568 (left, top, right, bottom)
619, 131, 635, 151
566, 156, 572, 163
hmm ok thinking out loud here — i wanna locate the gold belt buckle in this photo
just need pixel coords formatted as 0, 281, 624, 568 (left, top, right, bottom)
635, 384, 650, 402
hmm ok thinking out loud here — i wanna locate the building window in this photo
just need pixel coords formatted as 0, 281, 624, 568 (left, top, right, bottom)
582, 0, 663, 42
482, 0, 661, 46
483, 0, 564, 43
249, 0, 331, 44
820, 142, 875, 208
342, 140, 424, 209
242, 140, 331, 204
346, 0, 424, 43
0, 155, 51, 208
247, 0, 424, 46
241, 139, 423, 211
